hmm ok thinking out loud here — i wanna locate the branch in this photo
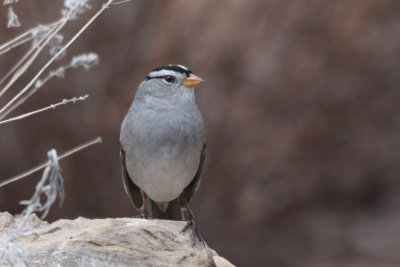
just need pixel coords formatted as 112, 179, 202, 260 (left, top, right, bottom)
0, 95, 89, 125
0, 137, 102, 188
0, 0, 114, 119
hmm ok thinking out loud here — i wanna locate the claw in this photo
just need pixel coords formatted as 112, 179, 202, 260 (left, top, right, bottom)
134, 191, 150, 219
179, 194, 205, 246
181, 213, 204, 245
134, 208, 149, 219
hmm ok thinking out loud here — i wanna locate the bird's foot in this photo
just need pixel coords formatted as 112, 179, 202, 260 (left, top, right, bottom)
181, 214, 205, 246
134, 208, 150, 219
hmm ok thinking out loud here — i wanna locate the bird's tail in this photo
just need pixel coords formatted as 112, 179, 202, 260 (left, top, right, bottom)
150, 198, 184, 220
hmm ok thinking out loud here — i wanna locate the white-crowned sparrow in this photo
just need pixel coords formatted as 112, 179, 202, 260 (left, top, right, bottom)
120, 64, 206, 240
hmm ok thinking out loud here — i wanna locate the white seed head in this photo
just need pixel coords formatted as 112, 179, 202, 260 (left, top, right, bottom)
70, 52, 99, 69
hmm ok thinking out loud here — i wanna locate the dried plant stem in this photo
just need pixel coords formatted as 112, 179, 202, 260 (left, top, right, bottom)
0, 21, 60, 56
0, 0, 115, 120
0, 95, 89, 125
111, 0, 133, 5
0, 22, 62, 87
0, 28, 34, 54
0, 36, 34, 57
0, 17, 68, 110
0, 137, 102, 188
0, 20, 66, 101
1, 52, 99, 121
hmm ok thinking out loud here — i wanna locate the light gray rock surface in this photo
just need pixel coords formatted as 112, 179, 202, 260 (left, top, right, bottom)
0, 212, 234, 267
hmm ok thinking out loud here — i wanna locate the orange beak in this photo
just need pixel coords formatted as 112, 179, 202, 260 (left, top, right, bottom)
183, 73, 204, 87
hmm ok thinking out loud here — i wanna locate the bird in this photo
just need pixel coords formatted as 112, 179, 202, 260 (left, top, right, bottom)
119, 64, 206, 241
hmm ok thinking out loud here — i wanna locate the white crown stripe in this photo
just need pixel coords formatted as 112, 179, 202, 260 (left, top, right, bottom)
176, 64, 189, 71
148, 69, 178, 78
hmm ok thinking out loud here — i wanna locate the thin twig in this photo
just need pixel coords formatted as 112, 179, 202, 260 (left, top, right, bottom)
0, 95, 89, 125
1, 52, 98, 120
0, 18, 66, 99
0, 36, 34, 57
0, 27, 35, 53
0, 22, 62, 86
0, 137, 102, 188
111, 0, 133, 5
0, 0, 85, 100
0, 20, 60, 55
0, 0, 115, 119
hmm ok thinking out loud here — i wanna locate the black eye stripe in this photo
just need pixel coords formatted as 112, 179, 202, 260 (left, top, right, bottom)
145, 75, 176, 82
145, 75, 163, 80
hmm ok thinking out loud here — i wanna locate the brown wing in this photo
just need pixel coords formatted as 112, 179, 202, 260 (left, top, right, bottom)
183, 143, 206, 202
120, 142, 143, 209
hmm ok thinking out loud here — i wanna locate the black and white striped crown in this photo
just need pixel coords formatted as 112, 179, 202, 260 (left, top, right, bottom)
145, 64, 192, 80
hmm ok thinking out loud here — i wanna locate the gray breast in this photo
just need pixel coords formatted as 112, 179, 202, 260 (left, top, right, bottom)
120, 103, 205, 201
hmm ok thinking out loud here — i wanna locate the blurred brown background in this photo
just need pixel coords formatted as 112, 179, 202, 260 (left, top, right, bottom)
1, 1, 400, 266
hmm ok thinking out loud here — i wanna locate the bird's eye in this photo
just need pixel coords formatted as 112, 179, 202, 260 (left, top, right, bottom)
163, 75, 176, 83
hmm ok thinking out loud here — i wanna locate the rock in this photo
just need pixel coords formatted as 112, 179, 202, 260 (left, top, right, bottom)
0, 212, 14, 228
213, 256, 235, 267
0, 212, 234, 267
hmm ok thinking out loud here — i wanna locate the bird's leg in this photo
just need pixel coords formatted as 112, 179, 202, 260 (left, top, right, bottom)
135, 191, 150, 219
179, 194, 204, 245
